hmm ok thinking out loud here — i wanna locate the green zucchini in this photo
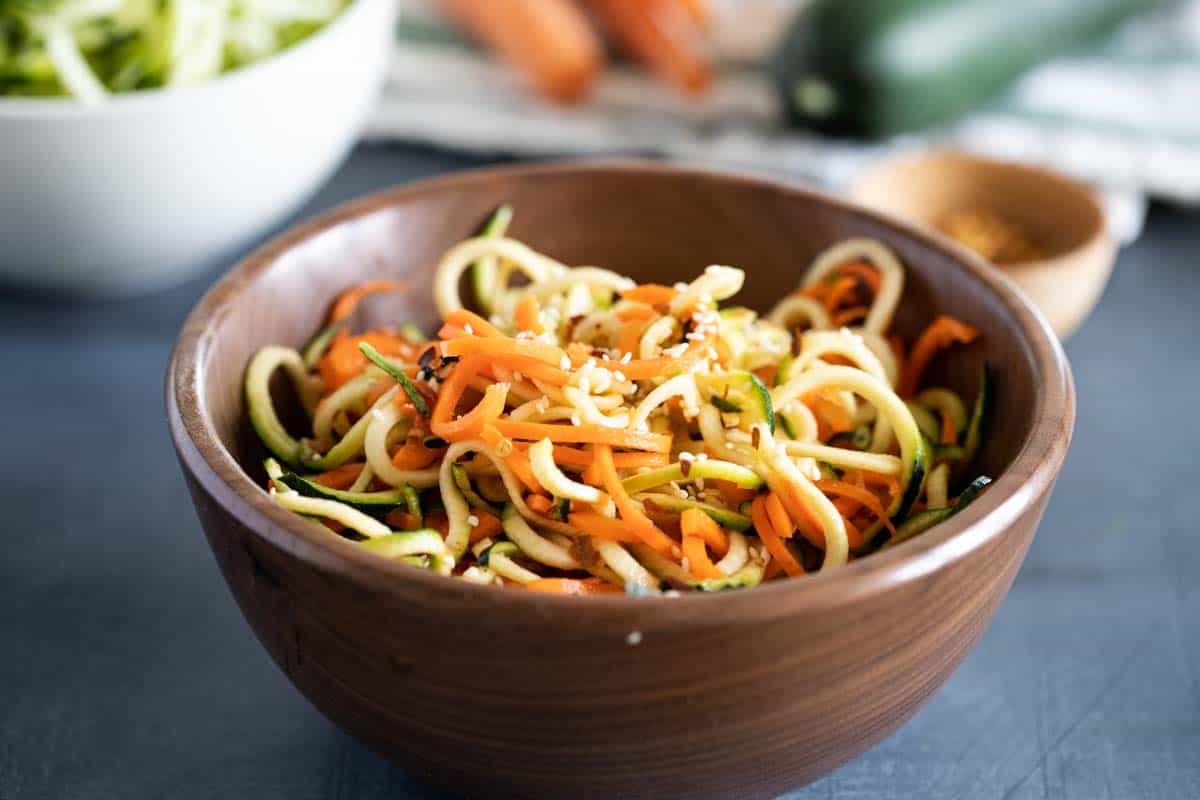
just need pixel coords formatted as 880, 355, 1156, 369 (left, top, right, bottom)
905, 402, 941, 443
638, 494, 753, 532
621, 459, 763, 495
916, 388, 968, 440
962, 362, 992, 467
698, 371, 774, 434
399, 322, 428, 344
275, 471, 410, 518
245, 346, 308, 466
451, 463, 497, 512
359, 529, 447, 558
772, 0, 1163, 137
774, 356, 806, 440
888, 475, 992, 546
302, 322, 343, 368
470, 204, 513, 315
696, 562, 765, 592
359, 342, 429, 416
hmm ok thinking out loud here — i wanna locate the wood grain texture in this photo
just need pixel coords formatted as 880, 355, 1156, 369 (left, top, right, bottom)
165, 161, 1075, 800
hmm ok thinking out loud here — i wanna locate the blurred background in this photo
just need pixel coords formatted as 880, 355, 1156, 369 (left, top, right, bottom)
2, 2, 1198, 799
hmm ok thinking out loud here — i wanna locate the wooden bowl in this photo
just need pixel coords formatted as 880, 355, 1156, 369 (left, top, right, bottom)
166, 161, 1074, 800
849, 150, 1116, 340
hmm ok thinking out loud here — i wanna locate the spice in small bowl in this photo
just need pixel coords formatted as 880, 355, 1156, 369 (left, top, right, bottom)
937, 209, 1046, 266
848, 150, 1116, 339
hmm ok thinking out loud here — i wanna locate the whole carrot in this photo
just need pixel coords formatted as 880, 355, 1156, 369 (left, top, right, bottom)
438, 0, 604, 102
584, 0, 711, 93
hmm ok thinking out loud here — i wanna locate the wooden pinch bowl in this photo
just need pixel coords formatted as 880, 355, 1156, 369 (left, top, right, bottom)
166, 161, 1074, 800
849, 150, 1117, 340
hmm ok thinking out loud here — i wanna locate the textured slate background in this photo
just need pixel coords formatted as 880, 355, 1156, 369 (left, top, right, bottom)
1, 146, 1196, 800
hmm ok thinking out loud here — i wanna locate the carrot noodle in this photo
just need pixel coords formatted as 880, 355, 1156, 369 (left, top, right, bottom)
328, 280, 407, 324
900, 315, 979, 397
249, 214, 991, 594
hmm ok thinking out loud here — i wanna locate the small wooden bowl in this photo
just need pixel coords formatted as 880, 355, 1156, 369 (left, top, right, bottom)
849, 150, 1116, 339
167, 161, 1074, 800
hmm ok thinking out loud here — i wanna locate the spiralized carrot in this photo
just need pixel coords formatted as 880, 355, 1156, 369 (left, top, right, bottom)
314, 463, 364, 489
750, 496, 804, 577
505, 449, 543, 493
814, 480, 897, 536
568, 511, 642, 543
431, 354, 486, 431
823, 275, 858, 312
481, 356, 571, 386
680, 507, 729, 557
543, 446, 668, 470
682, 535, 724, 579
328, 280, 407, 324
318, 331, 418, 391
621, 283, 677, 307
524, 577, 622, 595
392, 440, 442, 470
900, 315, 979, 396
441, 335, 567, 367
441, 309, 506, 339
764, 493, 797, 540
525, 494, 555, 515
468, 510, 503, 543
514, 294, 543, 334
837, 260, 881, 294
593, 444, 678, 554
494, 420, 672, 453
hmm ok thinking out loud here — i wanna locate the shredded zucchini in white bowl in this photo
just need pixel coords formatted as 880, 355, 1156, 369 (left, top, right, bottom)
0, 0, 394, 293
0, 0, 347, 100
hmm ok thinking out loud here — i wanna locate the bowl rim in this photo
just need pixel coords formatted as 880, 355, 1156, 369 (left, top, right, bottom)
167, 159, 1075, 621
0, 0, 390, 118
848, 147, 1112, 269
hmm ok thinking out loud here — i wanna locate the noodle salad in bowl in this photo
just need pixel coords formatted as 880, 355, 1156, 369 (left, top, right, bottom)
245, 205, 991, 596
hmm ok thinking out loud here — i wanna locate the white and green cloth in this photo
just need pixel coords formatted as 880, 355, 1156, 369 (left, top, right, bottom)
371, 1, 1200, 241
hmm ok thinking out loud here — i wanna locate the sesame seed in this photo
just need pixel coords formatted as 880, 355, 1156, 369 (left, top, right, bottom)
626, 631, 643, 646
560, 355, 571, 370
463, 324, 474, 335
620, 351, 633, 364
467, 514, 480, 527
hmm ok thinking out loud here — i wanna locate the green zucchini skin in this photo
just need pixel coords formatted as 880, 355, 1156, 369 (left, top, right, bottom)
772, 0, 1164, 137
890, 475, 992, 546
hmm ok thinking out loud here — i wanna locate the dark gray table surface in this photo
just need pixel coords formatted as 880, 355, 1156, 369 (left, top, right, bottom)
2, 145, 1197, 800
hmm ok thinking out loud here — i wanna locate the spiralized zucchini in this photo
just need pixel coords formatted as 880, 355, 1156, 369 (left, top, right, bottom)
244, 208, 992, 595
1, 0, 346, 100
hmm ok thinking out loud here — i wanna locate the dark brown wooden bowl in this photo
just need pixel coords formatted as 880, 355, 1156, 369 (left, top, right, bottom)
166, 161, 1074, 800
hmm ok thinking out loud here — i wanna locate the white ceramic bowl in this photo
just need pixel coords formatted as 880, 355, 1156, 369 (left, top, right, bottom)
0, 0, 395, 294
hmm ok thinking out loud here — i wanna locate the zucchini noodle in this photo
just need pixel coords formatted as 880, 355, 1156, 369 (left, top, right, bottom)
245, 206, 992, 595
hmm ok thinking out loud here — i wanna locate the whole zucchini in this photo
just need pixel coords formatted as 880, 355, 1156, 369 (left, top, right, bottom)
771, 0, 1164, 138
